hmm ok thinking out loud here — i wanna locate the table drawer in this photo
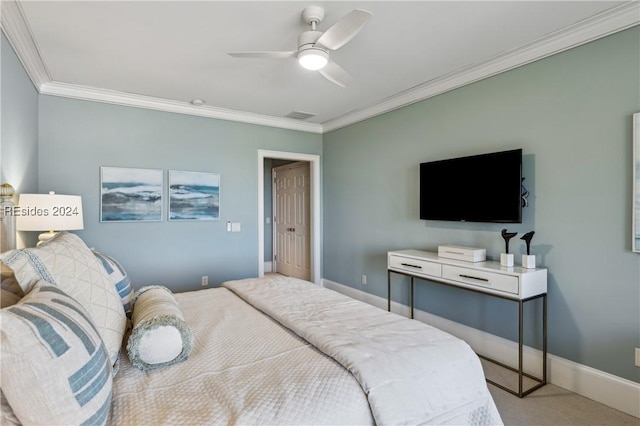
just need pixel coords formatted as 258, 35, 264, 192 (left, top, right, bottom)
388, 255, 442, 278
442, 265, 519, 295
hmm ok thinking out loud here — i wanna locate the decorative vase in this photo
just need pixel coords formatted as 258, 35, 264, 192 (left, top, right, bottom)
500, 253, 514, 267
522, 254, 536, 269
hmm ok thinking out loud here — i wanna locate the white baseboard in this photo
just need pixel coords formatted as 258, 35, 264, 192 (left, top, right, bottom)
322, 278, 640, 419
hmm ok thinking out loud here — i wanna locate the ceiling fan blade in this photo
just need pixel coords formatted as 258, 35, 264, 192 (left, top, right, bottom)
227, 51, 296, 59
315, 9, 372, 51
319, 60, 352, 87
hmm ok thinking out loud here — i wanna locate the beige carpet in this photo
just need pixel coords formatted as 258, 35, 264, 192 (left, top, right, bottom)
484, 358, 639, 426
489, 383, 639, 425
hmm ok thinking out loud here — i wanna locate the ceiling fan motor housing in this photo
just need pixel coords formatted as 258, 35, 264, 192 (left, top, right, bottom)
298, 30, 324, 51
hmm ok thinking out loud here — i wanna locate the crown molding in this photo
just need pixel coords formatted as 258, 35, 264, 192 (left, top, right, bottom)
2, 0, 638, 135
1, 0, 49, 88
39, 81, 324, 134
321, 1, 640, 133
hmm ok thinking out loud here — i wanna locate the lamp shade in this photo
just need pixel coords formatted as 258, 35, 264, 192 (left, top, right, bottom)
16, 193, 84, 232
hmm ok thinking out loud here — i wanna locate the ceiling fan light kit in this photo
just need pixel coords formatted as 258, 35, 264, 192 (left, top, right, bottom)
298, 48, 328, 70
227, 6, 372, 87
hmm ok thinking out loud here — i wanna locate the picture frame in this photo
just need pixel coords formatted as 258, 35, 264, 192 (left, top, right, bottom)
100, 167, 163, 222
168, 170, 220, 221
633, 113, 640, 252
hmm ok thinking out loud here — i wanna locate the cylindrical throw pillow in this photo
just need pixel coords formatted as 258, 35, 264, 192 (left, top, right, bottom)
127, 286, 193, 371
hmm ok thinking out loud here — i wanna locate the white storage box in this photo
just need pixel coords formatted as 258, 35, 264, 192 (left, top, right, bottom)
437, 245, 486, 263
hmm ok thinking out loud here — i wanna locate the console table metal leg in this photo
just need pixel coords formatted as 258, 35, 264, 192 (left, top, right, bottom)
387, 270, 391, 312
543, 294, 547, 384
410, 277, 414, 319
518, 299, 524, 397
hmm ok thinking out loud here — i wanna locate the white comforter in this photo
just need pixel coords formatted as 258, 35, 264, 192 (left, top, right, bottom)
111, 286, 374, 425
224, 275, 503, 426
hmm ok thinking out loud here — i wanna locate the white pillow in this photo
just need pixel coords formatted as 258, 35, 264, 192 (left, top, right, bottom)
127, 286, 193, 370
0, 282, 113, 425
0, 232, 126, 366
0, 391, 20, 426
92, 249, 135, 319
0, 264, 23, 308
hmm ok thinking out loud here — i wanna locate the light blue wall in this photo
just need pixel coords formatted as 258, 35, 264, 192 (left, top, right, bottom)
263, 158, 274, 261
323, 27, 640, 382
0, 33, 39, 189
1, 33, 39, 248
38, 96, 322, 291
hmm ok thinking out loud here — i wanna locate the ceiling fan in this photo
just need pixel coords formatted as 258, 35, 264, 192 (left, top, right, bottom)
227, 6, 372, 87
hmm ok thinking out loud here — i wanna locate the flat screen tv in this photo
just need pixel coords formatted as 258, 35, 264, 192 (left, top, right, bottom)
420, 148, 522, 223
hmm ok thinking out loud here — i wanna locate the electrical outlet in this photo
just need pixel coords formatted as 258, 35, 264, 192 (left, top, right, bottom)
635, 348, 640, 368
201, 276, 208, 286
361, 274, 367, 285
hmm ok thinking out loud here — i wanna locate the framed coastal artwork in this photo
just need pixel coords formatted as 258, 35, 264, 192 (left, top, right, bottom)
168, 170, 220, 221
633, 113, 640, 252
100, 167, 163, 222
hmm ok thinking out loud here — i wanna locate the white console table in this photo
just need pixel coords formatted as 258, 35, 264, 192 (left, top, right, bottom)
387, 249, 548, 397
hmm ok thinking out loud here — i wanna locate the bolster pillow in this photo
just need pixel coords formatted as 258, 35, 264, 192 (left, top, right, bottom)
127, 285, 194, 371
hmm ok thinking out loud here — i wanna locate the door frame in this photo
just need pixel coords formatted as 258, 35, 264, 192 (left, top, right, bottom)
258, 150, 321, 285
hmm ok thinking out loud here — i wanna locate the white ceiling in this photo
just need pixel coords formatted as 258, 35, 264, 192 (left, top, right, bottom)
2, 1, 639, 133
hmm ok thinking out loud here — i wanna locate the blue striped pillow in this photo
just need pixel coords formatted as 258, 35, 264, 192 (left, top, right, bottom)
92, 250, 134, 319
0, 283, 112, 426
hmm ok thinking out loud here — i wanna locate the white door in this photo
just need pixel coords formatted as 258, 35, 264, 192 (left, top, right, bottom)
273, 161, 310, 281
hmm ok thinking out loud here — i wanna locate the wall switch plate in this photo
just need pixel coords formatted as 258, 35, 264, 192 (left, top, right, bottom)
201, 276, 208, 286
231, 222, 241, 232
361, 274, 367, 285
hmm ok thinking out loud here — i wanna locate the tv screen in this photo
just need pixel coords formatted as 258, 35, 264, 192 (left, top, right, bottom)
420, 149, 522, 223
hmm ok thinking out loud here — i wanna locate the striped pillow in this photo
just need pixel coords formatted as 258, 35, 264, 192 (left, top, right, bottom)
92, 250, 134, 319
0, 283, 113, 426
0, 232, 126, 367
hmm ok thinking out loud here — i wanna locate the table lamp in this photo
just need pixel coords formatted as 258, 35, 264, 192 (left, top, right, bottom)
0, 183, 16, 252
16, 192, 84, 245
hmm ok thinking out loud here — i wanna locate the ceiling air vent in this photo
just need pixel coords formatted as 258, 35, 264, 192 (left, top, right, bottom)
285, 111, 317, 120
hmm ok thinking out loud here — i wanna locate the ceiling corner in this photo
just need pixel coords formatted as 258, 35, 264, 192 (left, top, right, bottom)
1, 0, 50, 89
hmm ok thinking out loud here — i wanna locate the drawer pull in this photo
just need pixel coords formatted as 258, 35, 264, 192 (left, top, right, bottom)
401, 263, 422, 269
459, 274, 489, 282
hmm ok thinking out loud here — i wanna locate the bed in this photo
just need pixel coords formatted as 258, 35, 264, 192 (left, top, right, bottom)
0, 232, 503, 425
